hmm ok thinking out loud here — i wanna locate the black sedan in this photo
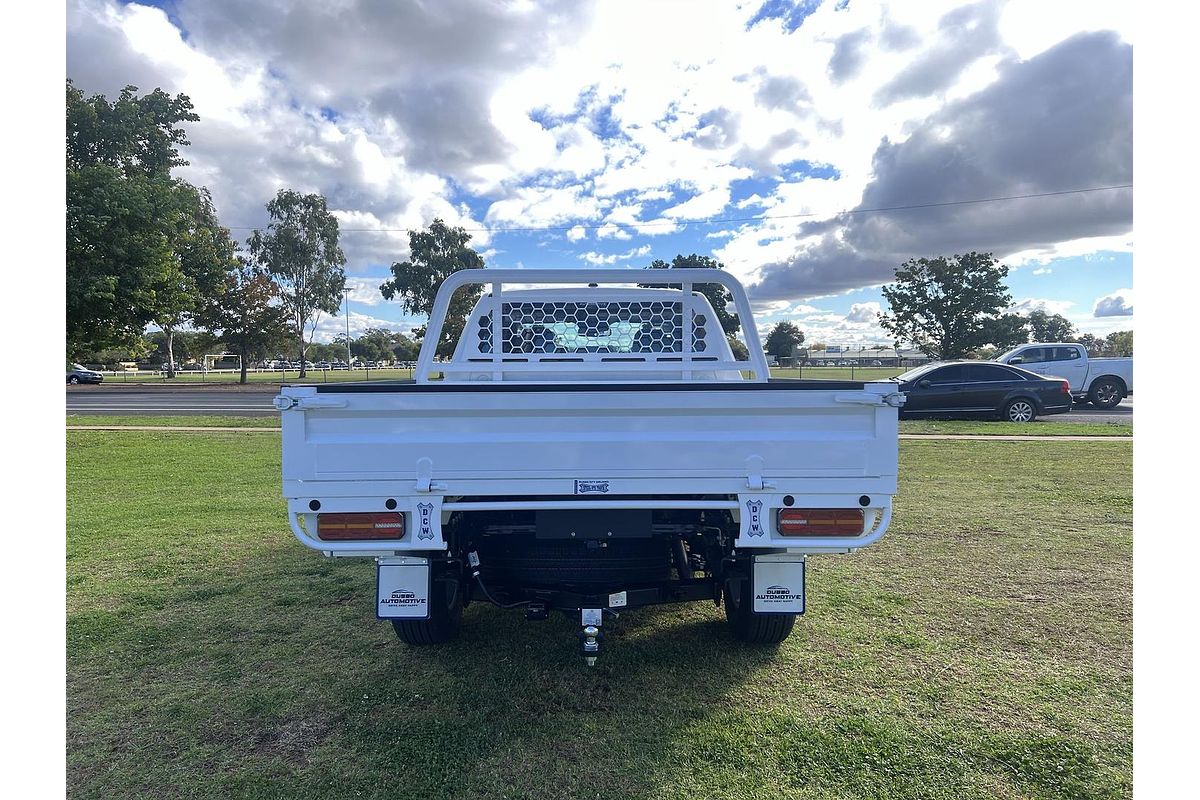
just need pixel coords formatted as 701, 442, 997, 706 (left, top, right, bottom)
67, 363, 103, 385
893, 361, 1071, 422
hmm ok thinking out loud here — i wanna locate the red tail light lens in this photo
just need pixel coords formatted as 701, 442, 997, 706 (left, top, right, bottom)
1061, 380, 1070, 394
317, 512, 406, 541
777, 508, 864, 537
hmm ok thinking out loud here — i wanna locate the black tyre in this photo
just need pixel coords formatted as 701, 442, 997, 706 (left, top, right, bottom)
68, 376, 80, 385
392, 572, 463, 645
723, 574, 795, 644
1088, 378, 1124, 410
1003, 398, 1037, 423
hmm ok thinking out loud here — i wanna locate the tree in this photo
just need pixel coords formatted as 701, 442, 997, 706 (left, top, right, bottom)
641, 254, 740, 335
764, 321, 805, 359
978, 313, 1030, 352
379, 219, 486, 357
199, 260, 289, 384
152, 187, 239, 377
1105, 330, 1133, 357
725, 335, 749, 361
878, 252, 1029, 359
67, 81, 207, 356
248, 190, 347, 378
1077, 333, 1105, 357
1026, 309, 1077, 342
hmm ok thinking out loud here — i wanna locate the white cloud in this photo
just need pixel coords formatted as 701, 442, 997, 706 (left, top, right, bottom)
579, 244, 651, 265
595, 222, 632, 240
1032, 267, 1052, 275
845, 301, 882, 323
1009, 297, 1076, 316
67, 0, 1131, 319
1093, 288, 1133, 317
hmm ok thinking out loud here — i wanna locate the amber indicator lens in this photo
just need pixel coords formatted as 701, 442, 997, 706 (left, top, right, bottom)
317, 512, 406, 541
777, 508, 864, 536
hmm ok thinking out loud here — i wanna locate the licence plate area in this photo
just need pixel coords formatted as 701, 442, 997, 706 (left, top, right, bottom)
753, 554, 805, 614
376, 558, 431, 619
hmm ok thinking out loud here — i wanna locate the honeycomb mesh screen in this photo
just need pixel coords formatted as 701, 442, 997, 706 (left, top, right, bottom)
476, 301, 691, 354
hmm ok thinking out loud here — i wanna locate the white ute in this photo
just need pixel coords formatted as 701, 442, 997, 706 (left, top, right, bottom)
276, 270, 903, 664
995, 342, 1132, 409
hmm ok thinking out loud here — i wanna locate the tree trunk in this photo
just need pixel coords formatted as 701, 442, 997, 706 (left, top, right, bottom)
299, 340, 307, 379
166, 326, 176, 379
239, 344, 248, 385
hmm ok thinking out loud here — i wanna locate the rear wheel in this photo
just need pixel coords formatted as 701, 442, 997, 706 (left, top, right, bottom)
68, 376, 80, 385
1004, 398, 1036, 423
392, 572, 463, 645
1088, 378, 1124, 410
723, 574, 795, 644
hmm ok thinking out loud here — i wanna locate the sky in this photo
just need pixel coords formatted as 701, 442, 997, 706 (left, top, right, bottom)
65, 0, 1133, 347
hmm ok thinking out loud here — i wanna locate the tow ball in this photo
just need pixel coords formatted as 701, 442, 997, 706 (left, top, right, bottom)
577, 609, 605, 667
578, 625, 604, 666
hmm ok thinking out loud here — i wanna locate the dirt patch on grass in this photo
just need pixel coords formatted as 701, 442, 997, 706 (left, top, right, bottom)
248, 713, 340, 767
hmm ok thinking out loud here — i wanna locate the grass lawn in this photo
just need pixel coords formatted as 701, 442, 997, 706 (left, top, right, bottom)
66, 415, 282, 428
67, 432, 1131, 799
898, 420, 1130, 437
772, 366, 905, 381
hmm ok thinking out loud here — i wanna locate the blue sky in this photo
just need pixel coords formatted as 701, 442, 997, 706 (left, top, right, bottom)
69, 0, 1133, 347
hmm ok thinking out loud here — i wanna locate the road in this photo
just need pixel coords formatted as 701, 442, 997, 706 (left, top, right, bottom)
66, 385, 1134, 423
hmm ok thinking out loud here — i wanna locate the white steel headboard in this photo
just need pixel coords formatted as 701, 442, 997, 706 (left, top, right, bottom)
414, 269, 770, 383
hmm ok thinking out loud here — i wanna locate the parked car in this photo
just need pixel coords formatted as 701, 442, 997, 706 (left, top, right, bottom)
893, 361, 1072, 422
994, 343, 1132, 409
274, 269, 903, 664
871, 360, 883, 366
314, 361, 332, 370
66, 363, 103, 385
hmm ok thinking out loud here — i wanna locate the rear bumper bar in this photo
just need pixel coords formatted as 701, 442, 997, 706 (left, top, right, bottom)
286, 493, 894, 556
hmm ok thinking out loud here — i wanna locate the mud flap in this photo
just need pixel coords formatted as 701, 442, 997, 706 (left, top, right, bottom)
376, 557, 431, 619
752, 554, 805, 614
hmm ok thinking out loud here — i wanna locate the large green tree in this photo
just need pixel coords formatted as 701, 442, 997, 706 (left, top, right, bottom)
1026, 309, 1077, 342
878, 252, 1029, 359
379, 219, 486, 357
67, 81, 213, 356
152, 187, 239, 376
764, 321, 805, 359
199, 260, 289, 384
1105, 330, 1133, 357
641, 254, 740, 335
248, 190, 347, 378
1077, 333, 1105, 357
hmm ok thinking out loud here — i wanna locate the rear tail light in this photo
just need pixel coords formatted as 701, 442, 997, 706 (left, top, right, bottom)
317, 512, 405, 541
1061, 380, 1071, 394
777, 508, 864, 537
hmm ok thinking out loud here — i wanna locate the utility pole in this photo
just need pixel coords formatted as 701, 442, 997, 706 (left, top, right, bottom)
343, 287, 352, 367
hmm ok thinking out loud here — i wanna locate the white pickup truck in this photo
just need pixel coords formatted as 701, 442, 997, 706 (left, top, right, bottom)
275, 269, 902, 664
995, 342, 1132, 409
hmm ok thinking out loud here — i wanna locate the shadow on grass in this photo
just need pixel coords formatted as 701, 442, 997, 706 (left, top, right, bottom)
68, 545, 1126, 800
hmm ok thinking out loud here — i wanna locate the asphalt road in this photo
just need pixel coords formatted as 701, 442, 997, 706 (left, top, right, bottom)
65, 385, 1134, 423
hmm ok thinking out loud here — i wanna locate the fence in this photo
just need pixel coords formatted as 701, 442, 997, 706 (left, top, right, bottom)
88, 365, 417, 383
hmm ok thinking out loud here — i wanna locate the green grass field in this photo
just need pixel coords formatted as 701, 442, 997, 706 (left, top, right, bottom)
66, 431, 1131, 799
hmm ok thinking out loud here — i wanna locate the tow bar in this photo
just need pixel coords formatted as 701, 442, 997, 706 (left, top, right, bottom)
578, 609, 605, 667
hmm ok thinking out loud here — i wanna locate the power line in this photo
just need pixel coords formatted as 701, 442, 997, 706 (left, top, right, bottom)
222, 183, 1132, 234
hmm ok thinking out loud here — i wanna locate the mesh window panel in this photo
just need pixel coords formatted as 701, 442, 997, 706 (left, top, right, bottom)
497, 301, 684, 354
